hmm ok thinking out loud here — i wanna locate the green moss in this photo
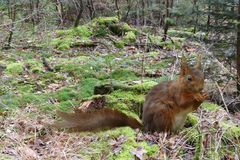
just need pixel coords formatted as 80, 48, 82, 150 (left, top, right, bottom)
108, 90, 144, 116
55, 88, 78, 101
94, 17, 119, 25
0, 86, 8, 96
183, 27, 195, 32
79, 78, 100, 99
73, 26, 93, 37
26, 60, 43, 73
138, 141, 158, 157
56, 26, 92, 38
73, 37, 93, 46
221, 122, 240, 139
55, 30, 67, 37
19, 93, 45, 105
57, 39, 71, 50
58, 100, 80, 111
17, 84, 35, 93
148, 51, 159, 58
185, 113, 199, 126
50, 38, 63, 47
2, 93, 49, 108
114, 40, 125, 49
182, 127, 199, 144
123, 31, 136, 44
107, 127, 136, 159
52, 27, 93, 50
194, 130, 203, 160
41, 72, 65, 83
55, 63, 96, 78
111, 69, 137, 81
168, 29, 194, 38
6, 62, 24, 75
132, 81, 157, 93
149, 35, 163, 45
104, 127, 158, 159
110, 90, 144, 104
122, 23, 138, 33
201, 102, 220, 111
151, 58, 174, 69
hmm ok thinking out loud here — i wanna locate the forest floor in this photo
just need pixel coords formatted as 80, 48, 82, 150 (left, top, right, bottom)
0, 17, 239, 159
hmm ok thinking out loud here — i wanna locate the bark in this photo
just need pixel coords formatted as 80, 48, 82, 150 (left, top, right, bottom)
237, 0, 240, 92
206, 1, 211, 32
55, 0, 64, 26
6, 0, 16, 48
74, 0, 83, 27
115, 0, 120, 20
87, 0, 95, 19
122, 0, 132, 21
192, 0, 198, 33
162, 0, 170, 41
141, 0, 145, 25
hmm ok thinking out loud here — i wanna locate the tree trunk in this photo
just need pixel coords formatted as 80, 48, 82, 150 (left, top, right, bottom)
206, 1, 211, 32
141, 0, 145, 25
115, 0, 120, 20
29, 0, 35, 28
87, 0, 95, 19
122, 0, 132, 21
6, 0, 16, 48
55, 0, 64, 27
162, 0, 169, 41
74, 0, 83, 27
237, 0, 240, 92
192, 0, 198, 33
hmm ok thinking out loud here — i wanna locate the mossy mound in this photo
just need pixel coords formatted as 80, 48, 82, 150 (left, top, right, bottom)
149, 35, 183, 50
51, 17, 140, 50
168, 29, 194, 38
6, 62, 24, 75
51, 25, 93, 50
201, 102, 221, 111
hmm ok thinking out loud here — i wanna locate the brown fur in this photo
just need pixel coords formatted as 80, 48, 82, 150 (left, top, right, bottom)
53, 54, 208, 132
53, 108, 143, 132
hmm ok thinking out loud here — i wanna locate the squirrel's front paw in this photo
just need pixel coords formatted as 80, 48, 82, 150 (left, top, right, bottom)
202, 92, 209, 100
194, 92, 208, 102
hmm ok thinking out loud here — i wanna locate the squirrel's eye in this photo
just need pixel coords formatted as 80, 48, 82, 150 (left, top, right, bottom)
187, 75, 192, 81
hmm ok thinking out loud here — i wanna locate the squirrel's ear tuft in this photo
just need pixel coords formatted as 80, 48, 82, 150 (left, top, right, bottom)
180, 54, 189, 76
195, 54, 202, 69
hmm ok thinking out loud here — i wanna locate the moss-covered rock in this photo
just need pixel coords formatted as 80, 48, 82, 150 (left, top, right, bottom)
123, 31, 136, 44
93, 17, 119, 26
132, 81, 157, 93
168, 29, 194, 38
56, 25, 92, 38
52, 25, 93, 50
78, 78, 101, 99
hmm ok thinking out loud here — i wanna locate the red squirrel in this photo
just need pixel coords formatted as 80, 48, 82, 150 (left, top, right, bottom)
53, 54, 208, 132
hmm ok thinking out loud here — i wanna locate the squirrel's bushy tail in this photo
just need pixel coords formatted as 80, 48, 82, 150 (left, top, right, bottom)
53, 108, 143, 132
